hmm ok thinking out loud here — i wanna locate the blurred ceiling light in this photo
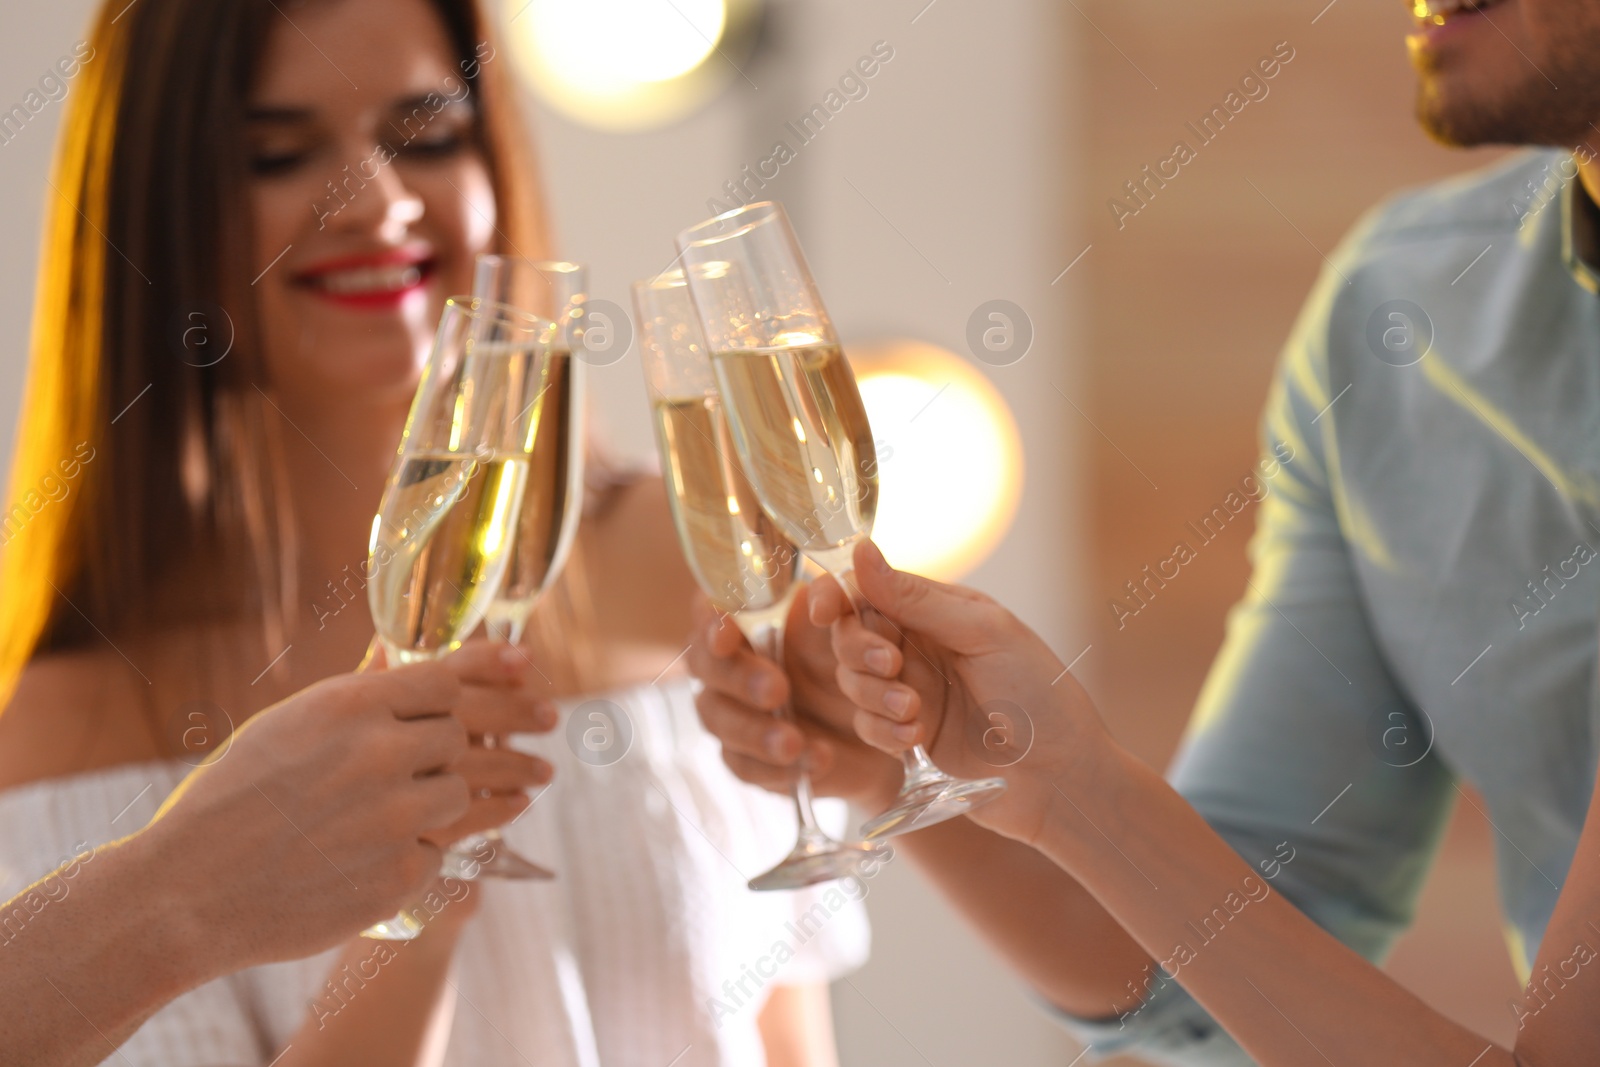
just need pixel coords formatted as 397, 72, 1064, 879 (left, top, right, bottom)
851, 340, 1024, 583
505, 0, 760, 132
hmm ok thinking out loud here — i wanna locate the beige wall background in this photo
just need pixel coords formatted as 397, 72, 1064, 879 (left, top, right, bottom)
0, 0, 1531, 1064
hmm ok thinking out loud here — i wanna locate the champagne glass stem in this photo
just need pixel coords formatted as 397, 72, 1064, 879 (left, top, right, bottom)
737, 609, 880, 891
790, 757, 831, 842
740, 615, 831, 844
465, 606, 555, 882
486, 609, 529, 647
896, 743, 952, 792
834, 561, 1009, 840
832, 566, 949, 792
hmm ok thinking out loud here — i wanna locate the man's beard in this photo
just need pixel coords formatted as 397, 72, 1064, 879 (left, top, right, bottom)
1414, 32, 1600, 148
1417, 77, 1592, 147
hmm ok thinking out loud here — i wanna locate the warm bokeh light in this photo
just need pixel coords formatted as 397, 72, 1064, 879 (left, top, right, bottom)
504, 0, 755, 132
851, 340, 1023, 582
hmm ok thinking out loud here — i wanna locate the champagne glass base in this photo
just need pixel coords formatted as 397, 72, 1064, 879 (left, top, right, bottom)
860, 776, 1008, 840
362, 828, 556, 940
473, 852, 557, 880
748, 840, 887, 892
444, 831, 556, 882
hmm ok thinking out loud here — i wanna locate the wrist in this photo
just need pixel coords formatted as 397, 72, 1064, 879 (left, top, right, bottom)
64, 833, 223, 1003
120, 825, 243, 985
1031, 739, 1143, 865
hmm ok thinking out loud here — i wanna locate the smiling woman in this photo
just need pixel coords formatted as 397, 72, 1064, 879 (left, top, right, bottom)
0, 0, 864, 1064
244, 1, 510, 411
0, 0, 542, 683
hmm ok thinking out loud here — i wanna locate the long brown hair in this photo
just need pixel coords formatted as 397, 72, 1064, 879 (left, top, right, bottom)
0, 0, 565, 701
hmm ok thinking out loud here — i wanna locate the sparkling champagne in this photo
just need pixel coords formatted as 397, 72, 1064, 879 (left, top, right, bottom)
653, 393, 801, 624
711, 341, 877, 575
483, 351, 583, 639
370, 452, 529, 662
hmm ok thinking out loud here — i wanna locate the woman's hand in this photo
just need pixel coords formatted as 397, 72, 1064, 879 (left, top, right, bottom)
687, 586, 902, 811
812, 540, 1117, 847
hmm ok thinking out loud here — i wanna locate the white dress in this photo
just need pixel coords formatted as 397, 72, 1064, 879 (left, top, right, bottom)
0, 680, 870, 1066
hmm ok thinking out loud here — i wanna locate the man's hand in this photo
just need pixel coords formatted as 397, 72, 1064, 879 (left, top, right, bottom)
392, 639, 557, 848
137, 642, 550, 972
687, 584, 901, 811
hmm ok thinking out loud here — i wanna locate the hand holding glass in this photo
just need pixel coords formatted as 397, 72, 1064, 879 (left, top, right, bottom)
635, 268, 882, 889
455, 256, 588, 881
676, 202, 1006, 839
364, 297, 546, 938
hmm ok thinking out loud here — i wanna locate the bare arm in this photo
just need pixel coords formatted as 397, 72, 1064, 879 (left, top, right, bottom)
758, 984, 840, 1067
1035, 748, 1503, 1065
276, 889, 477, 1067
0, 837, 220, 1067
0, 645, 551, 1067
886, 815, 1152, 1019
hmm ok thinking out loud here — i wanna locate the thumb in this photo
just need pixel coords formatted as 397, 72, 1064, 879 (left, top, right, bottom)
807, 571, 848, 627
850, 540, 996, 655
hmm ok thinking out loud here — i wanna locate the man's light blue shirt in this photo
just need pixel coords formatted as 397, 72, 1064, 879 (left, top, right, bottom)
1060, 149, 1600, 1063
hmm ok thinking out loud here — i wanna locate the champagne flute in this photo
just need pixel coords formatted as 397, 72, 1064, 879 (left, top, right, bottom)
474, 257, 585, 643
455, 257, 588, 880
676, 201, 1007, 840
634, 269, 883, 889
363, 296, 544, 939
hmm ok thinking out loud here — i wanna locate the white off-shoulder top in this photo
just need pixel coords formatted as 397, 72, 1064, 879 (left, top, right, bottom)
0, 679, 870, 1066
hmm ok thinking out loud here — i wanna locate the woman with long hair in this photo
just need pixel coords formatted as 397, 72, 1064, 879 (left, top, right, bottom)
0, 0, 866, 1063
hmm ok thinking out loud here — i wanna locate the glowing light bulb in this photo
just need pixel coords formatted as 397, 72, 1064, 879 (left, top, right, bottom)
522, 0, 722, 87
505, 0, 754, 132
852, 340, 1023, 581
